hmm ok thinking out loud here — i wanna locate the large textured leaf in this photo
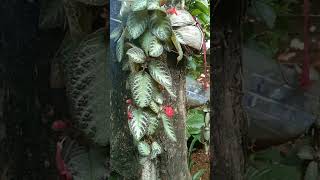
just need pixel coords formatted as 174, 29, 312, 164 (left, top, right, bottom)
138, 141, 151, 156
126, 47, 146, 63
116, 31, 125, 62
127, 12, 148, 39
129, 108, 149, 140
150, 141, 161, 159
305, 161, 318, 180
132, 0, 147, 11
147, 0, 160, 10
39, 0, 65, 29
130, 72, 154, 107
147, 112, 159, 135
74, 0, 107, 6
140, 31, 163, 57
161, 113, 176, 142
148, 60, 175, 97
62, 139, 106, 180
150, 11, 172, 41
63, 28, 109, 145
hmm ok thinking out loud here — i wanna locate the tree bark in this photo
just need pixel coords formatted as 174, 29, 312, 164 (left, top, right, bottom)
159, 55, 191, 180
211, 0, 248, 180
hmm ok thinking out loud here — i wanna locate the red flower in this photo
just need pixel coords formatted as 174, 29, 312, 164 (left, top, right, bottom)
52, 120, 67, 131
127, 111, 133, 120
166, 7, 178, 15
164, 106, 174, 118
126, 99, 132, 104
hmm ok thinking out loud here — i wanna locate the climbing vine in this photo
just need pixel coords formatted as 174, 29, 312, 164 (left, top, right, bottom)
111, 0, 205, 177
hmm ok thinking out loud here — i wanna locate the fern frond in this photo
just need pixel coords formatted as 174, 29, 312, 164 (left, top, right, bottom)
130, 71, 154, 107
148, 60, 175, 97
126, 47, 146, 63
161, 113, 177, 142
129, 108, 149, 141
127, 11, 148, 39
138, 141, 151, 156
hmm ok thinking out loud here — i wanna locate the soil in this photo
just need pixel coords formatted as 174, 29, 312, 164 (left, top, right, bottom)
191, 148, 210, 180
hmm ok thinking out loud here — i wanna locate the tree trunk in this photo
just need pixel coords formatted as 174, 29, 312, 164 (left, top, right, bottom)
211, 0, 248, 180
159, 55, 191, 180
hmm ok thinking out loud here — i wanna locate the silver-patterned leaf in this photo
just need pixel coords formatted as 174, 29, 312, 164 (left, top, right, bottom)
161, 113, 176, 142
130, 72, 154, 107
126, 47, 146, 63
138, 141, 151, 156
116, 31, 125, 62
128, 108, 149, 141
169, 9, 196, 27
140, 31, 163, 57
111, 25, 123, 41
132, 0, 148, 11
127, 12, 148, 39
147, 0, 160, 10
149, 100, 160, 113
148, 60, 175, 97
150, 141, 162, 159
153, 91, 164, 104
150, 11, 172, 41
147, 112, 159, 135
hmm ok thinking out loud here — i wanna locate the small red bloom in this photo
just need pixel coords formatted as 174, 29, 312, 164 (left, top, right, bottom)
126, 99, 132, 104
128, 111, 133, 120
166, 7, 178, 15
52, 120, 67, 131
164, 106, 174, 118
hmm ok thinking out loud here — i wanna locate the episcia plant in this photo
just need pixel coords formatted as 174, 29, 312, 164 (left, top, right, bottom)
111, 0, 204, 178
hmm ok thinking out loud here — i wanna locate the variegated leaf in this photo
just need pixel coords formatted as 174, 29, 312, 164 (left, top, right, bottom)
150, 141, 162, 159
130, 72, 154, 107
132, 0, 147, 11
150, 11, 172, 41
126, 47, 146, 63
147, 113, 159, 135
161, 113, 176, 142
149, 100, 160, 113
127, 12, 148, 39
128, 108, 149, 141
138, 141, 151, 156
116, 31, 125, 62
147, 0, 160, 10
148, 60, 175, 97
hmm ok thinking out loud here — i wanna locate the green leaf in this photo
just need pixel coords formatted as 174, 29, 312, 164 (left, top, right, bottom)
304, 161, 318, 180
192, 169, 206, 180
110, 25, 123, 41
132, 0, 147, 11
140, 31, 163, 57
147, 113, 159, 135
148, 60, 175, 97
187, 109, 205, 135
150, 11, 172, 41
129, 108, 149, 141
161, 113, 176, 142
147, 0, 160, 10
150, 141, 162, 159
127, 12, 148, 39
171, 33, 183, 62
138, 141, 151, 156
153, 91, 164, 104
130, 72, 154, 107
127, 47, 146, 63
116, 31, 125, 62
149, 100, 160, 113
297, 145, 315, 160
